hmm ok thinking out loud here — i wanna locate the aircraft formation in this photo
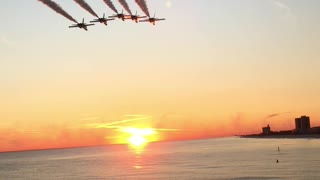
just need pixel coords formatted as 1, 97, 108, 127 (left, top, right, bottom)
38, 0, 166, 31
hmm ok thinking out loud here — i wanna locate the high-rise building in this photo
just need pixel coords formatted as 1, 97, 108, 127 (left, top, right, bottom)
262, 125, 271, 135
295, 118, 302, 130
295, 116, 311, 133
300, 116, 311, 129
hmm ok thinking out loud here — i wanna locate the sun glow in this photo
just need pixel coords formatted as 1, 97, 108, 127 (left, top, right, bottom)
120, 127, 157, 147
165, 0, 172, 8
129, 135, 147, 147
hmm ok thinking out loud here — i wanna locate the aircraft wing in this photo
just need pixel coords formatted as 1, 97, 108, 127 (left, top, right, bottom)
155, 18, 166, 21
90, 20, 99, 23
85, 24, 95, 26
139, 19, 150, 22
69, 25, 79, 28
109, 15, 118, 18
138, 16, 147, 18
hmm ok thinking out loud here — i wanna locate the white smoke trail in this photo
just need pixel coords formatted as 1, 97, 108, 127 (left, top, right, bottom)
117, 0, 132, 15
73, 0, 98, 17
103, 0, 118, 13
135, 0, 150, 17
38, 0, 77, 23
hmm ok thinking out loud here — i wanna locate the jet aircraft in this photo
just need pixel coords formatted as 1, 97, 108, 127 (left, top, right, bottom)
125, 11, 147, 23
139, 14, 165, 25
69, 19, 95, 31
90, 14, 115, 26
109, 10, 127, 21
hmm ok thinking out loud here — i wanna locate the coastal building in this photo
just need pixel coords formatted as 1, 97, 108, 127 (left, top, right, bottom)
295, 116, 311, 133
242, 115, 320, 137
308, 127, 320, 134
262, 125, 271, 135
295, 118, 301, 129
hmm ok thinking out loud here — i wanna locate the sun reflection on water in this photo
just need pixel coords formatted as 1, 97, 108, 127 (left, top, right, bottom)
116, 127, 159, 170
129, 143, 145, 170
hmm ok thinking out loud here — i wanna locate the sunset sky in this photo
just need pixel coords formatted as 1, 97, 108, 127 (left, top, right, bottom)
1, 0, 320, 152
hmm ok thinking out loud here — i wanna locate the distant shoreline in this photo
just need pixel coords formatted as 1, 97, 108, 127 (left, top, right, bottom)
239, 134, 320, 139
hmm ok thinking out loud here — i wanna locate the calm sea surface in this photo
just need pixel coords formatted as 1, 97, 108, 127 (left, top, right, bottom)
0, 137, 320, 180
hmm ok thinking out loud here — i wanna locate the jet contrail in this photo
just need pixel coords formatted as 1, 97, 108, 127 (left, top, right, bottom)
117, 0, 132, 15
38, 0, 77, 23
73, 0, 98, 18
103, 0, 118, 13
135, 0, 150, 17
266, 112, 292, 119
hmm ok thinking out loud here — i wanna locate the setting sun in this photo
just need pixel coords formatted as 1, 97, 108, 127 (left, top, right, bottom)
120, 127, 157, 147
128, 135, 147, 147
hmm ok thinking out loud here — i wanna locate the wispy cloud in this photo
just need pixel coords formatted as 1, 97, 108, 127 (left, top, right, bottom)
84, 114, 181, 132
85, 115, 152, 129
272, 0, 295, 20
0, 35, 15, 46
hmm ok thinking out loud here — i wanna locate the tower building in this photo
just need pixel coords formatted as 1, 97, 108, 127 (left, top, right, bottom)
295, 116, 311, 133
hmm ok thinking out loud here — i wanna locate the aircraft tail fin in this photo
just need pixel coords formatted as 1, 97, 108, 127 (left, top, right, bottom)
82, 18, 84, 23
103, 13, 105, 18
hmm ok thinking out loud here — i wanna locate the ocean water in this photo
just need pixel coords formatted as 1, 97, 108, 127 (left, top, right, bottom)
0, 137, 320, 180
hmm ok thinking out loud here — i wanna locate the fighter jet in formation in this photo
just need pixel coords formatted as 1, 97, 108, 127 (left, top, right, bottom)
69, 19, 95, 31
109, 10, 128, 21
140, 14, 166, 25
124, 11, 147, 23
38, 0, 166, 31
90, 14, 115, 26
